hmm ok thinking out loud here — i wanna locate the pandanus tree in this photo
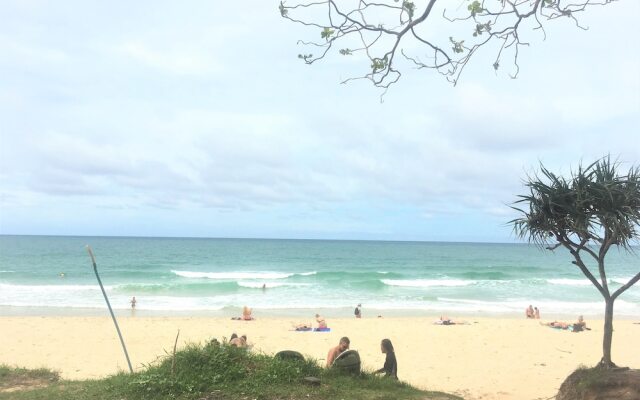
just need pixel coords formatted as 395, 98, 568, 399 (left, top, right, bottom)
511, 157, 640, 368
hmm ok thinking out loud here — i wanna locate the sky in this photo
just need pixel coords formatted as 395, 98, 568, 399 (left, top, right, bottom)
0, 1, 638, 242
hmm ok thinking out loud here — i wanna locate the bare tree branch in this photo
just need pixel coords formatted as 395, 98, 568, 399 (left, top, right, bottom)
280, 0, 616, 89
612, 272, 640, 300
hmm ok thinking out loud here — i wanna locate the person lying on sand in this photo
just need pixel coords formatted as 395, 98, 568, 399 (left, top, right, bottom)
326, 336, 350, 367
543, 321, 570, 329
541, 315, 588, 332
294, 322, 312, 331
433, 316, 468, 325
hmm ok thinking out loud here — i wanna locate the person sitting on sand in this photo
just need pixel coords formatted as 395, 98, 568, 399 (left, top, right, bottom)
315, 313, 327, 329
326, 336, 350, 367
230, 334, 248, 347
526, 305, 534, 319
242, 306, 254, 321
573, 315, 587, 332
374, 338, 398, 379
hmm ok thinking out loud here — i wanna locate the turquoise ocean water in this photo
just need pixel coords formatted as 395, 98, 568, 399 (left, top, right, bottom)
0, 235, 638, 318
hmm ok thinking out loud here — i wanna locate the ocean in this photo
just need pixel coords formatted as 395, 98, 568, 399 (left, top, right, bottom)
0, 235, 638, 318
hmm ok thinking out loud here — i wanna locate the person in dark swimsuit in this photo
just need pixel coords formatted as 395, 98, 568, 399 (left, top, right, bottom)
375, 338, 397, 379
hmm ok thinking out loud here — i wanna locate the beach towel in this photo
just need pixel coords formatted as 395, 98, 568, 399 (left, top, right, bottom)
313, 327, 331, 332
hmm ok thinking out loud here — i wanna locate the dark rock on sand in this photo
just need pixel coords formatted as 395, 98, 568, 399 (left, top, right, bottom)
556, 367, 640, 400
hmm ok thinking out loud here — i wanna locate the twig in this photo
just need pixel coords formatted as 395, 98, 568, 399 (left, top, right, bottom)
555, 347, 572, 354
171, 329, 180, 376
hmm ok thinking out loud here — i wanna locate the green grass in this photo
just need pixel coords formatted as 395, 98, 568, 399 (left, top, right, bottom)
0, 364, 59, 394
0, 342, 462, 400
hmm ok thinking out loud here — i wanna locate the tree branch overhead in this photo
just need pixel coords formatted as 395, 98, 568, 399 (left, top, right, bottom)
280, 0, 616, 88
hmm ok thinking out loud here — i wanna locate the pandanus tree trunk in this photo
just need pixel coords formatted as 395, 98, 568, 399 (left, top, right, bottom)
599, 298, 616, 369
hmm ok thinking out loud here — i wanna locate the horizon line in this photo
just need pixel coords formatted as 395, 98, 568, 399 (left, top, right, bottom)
0, 233, 524, 245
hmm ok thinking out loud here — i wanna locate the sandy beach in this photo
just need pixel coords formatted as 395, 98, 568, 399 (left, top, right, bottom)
1, 315, 639, 400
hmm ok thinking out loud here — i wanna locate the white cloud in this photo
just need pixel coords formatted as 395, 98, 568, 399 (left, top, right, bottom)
0, 0, 638, 240
117, 41, 222, 75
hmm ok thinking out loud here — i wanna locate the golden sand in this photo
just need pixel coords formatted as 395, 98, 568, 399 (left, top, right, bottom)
2, 316, 639, 400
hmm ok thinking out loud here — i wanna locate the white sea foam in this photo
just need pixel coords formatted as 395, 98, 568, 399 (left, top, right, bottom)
611, 277, 634, 285
547, 279, 592, 286
1, 282, 638, 315
0, 270, 15, 273
0, 283, 111, 291
0, 283, 116, 309
172, 270, 294, 280
298, 271, 317, 276
236, 281, 311, 289
381, 279, 475, 287
547, 277, 639, 286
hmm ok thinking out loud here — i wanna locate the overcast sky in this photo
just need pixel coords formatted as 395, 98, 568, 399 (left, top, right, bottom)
0, 1, 638, 242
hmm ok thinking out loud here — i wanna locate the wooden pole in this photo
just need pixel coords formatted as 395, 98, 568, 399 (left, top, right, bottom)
86, 245, 133, 373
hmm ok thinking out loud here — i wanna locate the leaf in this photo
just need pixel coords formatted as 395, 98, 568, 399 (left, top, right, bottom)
467, 1, 483, 17
449, 37, 465, 54
371, 57, 388, 72
320, 27, 335, 40
402, 1, 415, 18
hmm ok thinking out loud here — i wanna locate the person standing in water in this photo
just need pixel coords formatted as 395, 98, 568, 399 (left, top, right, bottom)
130, 296, 137, 309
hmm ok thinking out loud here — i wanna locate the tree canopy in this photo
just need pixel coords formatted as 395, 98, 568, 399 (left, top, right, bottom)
511, 157, 640, 368
280, 0, 615, 89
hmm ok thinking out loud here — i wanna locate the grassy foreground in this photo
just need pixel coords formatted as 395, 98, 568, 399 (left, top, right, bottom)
0, 341, 462, 400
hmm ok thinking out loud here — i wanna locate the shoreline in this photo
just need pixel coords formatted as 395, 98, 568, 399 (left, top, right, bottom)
1, 304, 635, 320
2, 315, 639, 400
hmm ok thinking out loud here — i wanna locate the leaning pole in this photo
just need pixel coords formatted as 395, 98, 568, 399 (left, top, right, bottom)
86, 245, 133, 373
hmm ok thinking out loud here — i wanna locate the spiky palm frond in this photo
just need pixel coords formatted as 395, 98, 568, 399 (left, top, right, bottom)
511, 156, 640, 250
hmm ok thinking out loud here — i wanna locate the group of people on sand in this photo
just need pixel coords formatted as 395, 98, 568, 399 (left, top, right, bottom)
225, 306, 397, 378
527, 305, 589, 332
526, 305, 540, 319
326, 336, 398, 379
